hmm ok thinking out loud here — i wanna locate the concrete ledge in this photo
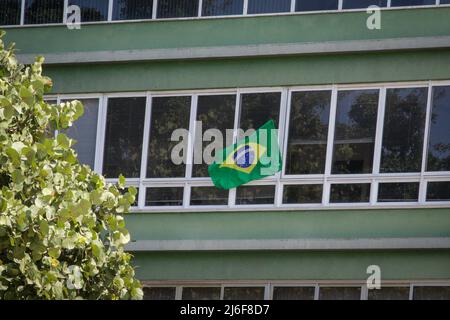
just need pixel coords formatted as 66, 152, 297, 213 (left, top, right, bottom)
126, 237, 450, 252
16, 36, 450, 65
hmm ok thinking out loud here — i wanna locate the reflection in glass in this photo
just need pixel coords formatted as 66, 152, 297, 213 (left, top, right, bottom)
368, 287, 410, 300
145, 187, 184, 206
378, 183, 419, 202
273, 287, 315, 300
239, 92, 281, 136
190, 187, 228, 206
182, 287, 221, 300
426, 182, 450, 201
296, 0, 339, 11
286, 91, 331, 175
343, 0, 387, 8
319, 287, 361, 300
427, 86, 450, 171
147, 96, 191, 178
113, 0, 154, 20
330, 184, 370, 203
391, 0, 435, 6
332, 90, 379, 174
157, 0, 199, 18
103, 97, 146, 178
223, 287, 265, 300
202, 0, 243, 16
247, 0, 291, 14
193, 95, 236, 177
143, 287, 176, 300
68, 0, 108, 21
380, 88, 427, 173
236, 185, 275, 205
282, 185, 323, 204
61, 98, 99, 169
413, 286, 450, 300
0, 0, 21, 25
25, 0, 64, 24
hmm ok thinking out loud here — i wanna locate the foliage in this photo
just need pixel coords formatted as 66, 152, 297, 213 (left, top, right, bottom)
0, 31, 142, 300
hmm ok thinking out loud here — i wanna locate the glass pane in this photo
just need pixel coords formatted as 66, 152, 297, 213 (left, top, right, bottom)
427, 86, 450, 172
380, 88, 427, 173
182, 287, 221, 300
0, 0, 21, 25
61, 98, 99, 168
378, 182, 419, 202
193, 95, 236, 177
343, 0, 387, 9
157, 0, 199, 18
368, 287, 410, 300
236, 185, 275, 205
25, 0, 64, 24
103, 97, 146, 178
248, 0, 291, 13
413, 287, 450, 300
282, 185, 323, 204
202, 0, 243, 16
69, 0, 108, 21
272, 287, 315, 300
330, 184, 371, 203
147, 96, 191, 178
332, 90, 379, 174
190, 187, 228, 206
113, 0, 154, 20
426, 182, 450, 201
441, 0, 450, 4
143, 287, 176, 300
146, 187, 184, 206
286, 91, 331, 175
391, 0, 435, 6
319, 287, 361, 300
296, 0, 339, 11
223, 287, 265, 300
239, 92, 281, 135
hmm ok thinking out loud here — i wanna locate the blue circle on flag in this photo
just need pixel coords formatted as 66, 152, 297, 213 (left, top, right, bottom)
233, 145, 255, 169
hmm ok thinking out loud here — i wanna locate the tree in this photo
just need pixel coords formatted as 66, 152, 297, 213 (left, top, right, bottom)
0, 31, 142, 300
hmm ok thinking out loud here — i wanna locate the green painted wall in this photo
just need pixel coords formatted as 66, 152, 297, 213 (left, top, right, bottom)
133, 250, 450, 281
3, 7, 450, 54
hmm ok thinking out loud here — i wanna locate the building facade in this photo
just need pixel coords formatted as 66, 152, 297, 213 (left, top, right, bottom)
3, 0, 450, 300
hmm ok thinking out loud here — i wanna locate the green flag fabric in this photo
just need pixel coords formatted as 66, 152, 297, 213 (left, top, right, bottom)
208, 120, 282, 190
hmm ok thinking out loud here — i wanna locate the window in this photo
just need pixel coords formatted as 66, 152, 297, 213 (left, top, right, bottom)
202, 0, 243, 16
318, 287, 361, 300
272, 287, 315, 300
427, 86, 450, 172
145, 187, 184, 206
143, 287, 176, 300
378, 182, 419, 202
391, 0, 435, 7
103, 97, 146, 178
413, 286, 450, 300
330, 184, 371, 203
190, 187, 228, 206
182, 287, 221, 300
0, 0, 21, 25
157, 0, 199, 18
68, 0, 108, 22
113, 0, 154, 20
343, 0, 388, 9
332, 90, 379, 174
283, 185, 323, 204
147, 96, 191, 178
368, 287, 410, 300
239, 92, 281, 134
60, 98, 99, 169
236, 185, 275, 205
285, 91, 331, 175
247, 0, 292, 14
380, 88, 427, 173
223, 287, 265, 300
296, 0, 339, 12
426, 182, 450, 201
24, 0, 64, 24
441, 0, 450, 4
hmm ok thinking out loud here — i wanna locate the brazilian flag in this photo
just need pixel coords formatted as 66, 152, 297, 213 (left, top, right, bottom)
208, 120, 282, 190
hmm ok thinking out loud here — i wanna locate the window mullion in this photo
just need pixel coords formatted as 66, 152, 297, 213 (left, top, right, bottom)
108, 0, 113, 21
243, 0, 249, 15
138, 94, 152, 209
185, 94, 198, 180
419, 82, 433, 203
228, 91, 242, 207
93, 95, 105, 174
96, 96, 109, 175
20, 0, 25, 25
152, 0, 158, 19
63, 0, 68, 24
290, 0, 296, 12
275, 88, 289, 207
372, 87, 386, 175
198, 0, 203, 17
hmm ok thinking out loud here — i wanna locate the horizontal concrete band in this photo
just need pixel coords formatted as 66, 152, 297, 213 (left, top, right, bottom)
17, 36, 450, 65
126, 237, 450, 252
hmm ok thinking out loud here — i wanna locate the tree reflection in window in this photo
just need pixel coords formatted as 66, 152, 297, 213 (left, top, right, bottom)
69, 0, 108, 22
113, 0, 154, 20
202, 0, 243, 16
24, 0, 64, 24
